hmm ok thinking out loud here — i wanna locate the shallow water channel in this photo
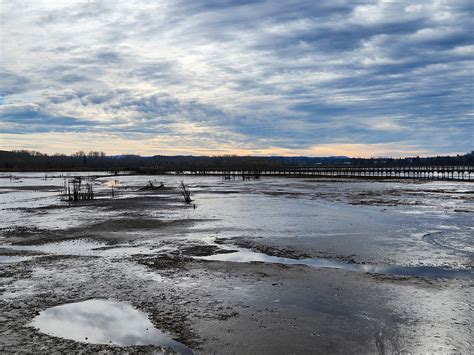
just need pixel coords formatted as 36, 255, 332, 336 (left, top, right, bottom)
199, 246, 473, 279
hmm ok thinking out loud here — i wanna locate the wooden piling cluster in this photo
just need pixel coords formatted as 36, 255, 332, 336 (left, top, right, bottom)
223, 171, 261, 180
61, 177, 94, 201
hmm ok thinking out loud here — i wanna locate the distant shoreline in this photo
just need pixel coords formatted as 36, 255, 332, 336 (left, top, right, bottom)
1, 169, 473, 182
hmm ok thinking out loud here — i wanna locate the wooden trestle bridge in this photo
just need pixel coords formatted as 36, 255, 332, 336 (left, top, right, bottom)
178, 166, 474, 181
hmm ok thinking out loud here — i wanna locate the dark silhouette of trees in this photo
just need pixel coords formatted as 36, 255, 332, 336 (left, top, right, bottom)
0, 150, 472, 172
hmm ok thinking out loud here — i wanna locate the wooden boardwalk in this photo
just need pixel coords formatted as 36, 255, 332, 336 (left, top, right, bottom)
177, 166, 474, 181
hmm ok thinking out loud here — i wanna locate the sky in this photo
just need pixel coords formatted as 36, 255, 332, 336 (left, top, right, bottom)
0, 0, 472, 157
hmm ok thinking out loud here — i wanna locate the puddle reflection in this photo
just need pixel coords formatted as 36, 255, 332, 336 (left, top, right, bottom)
30, 299, 192, 354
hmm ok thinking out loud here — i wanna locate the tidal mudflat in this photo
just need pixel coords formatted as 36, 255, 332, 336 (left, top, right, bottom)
0, 172, 472, 353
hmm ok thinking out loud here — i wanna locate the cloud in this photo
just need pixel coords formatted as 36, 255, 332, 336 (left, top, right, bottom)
0, 102, 102, 133
0, 70, 30, 96
0, 0, 472, 156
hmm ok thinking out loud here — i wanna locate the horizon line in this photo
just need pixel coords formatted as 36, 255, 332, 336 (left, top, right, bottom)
3, 149, 472, 160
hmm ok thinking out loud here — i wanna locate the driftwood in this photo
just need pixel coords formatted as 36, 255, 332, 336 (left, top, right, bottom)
179, 182, 192, 203
139, 181, 164, 191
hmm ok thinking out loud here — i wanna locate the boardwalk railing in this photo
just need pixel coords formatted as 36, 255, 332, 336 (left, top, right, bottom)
166, 166, 474, 181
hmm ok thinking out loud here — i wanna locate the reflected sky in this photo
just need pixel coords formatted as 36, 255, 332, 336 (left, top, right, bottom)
2, 174, 472, 270
30, 299, 192, 354
0, 255, 32, 263
199, 248, 473, 279
7, 239, 158, 258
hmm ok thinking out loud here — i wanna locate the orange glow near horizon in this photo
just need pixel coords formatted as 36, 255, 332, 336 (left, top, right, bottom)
0, 132, 463, 158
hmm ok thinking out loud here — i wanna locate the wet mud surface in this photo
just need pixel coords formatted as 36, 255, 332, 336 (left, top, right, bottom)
1, 173, 473, 353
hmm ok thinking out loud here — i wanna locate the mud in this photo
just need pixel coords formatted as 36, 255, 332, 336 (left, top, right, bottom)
1, 174, 473, 353
180, 245, 237, 257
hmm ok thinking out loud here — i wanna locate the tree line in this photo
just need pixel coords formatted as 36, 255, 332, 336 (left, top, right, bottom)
0, 149, 472, 172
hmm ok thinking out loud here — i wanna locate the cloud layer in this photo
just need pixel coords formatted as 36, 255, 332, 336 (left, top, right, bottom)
0, 0, 472, 156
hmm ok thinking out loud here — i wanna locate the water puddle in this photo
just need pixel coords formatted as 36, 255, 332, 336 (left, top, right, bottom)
105, 179, 123, 187
5, 239, 158, 258
199, 248, 473, 279
30, 299, 193, 354
0, 255, 32, 263
423, 231, 474, 254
